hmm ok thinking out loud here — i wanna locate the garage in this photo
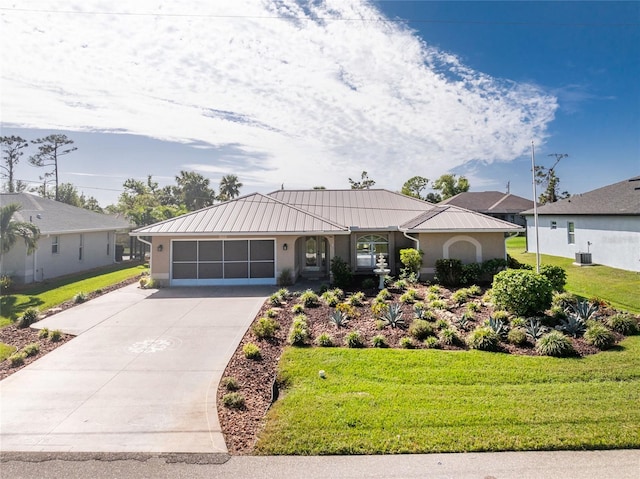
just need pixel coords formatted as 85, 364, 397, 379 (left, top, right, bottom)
171, 239, 276, 286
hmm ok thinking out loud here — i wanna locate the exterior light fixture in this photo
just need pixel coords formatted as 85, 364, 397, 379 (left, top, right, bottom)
283, 243, 288, 251
157, 244, 163, 252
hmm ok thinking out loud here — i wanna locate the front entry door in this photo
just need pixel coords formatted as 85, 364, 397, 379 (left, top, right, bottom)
304, 236, 326, 272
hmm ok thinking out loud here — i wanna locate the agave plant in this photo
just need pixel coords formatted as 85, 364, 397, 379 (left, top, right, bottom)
413, 303, 426, 320
381, 303, 405, 328
455, 313, 472, 331
556, 313, 587, 338
329, 310, 349, 328
525, 318, 547, 341
488, 317, 507, 338
566, 299, 599, 321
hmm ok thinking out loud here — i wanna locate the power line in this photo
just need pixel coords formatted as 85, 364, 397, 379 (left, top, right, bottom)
0, 7, 637, 27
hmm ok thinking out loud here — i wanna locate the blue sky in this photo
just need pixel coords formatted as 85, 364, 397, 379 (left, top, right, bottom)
1, 1, 638, 207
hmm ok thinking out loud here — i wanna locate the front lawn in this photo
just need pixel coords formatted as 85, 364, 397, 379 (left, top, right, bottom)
507, 236, 640, 313
255, 337, 640, 454
0, 263, 147, 327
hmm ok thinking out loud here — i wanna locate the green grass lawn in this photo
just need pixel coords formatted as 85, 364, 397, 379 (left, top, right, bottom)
506, 236, 640, 313
256, 337, 640, 454
0, 263, 147, 327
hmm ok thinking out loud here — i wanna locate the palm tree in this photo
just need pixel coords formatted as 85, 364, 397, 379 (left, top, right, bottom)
218, 174, 243, 201
1, 203, 40, 256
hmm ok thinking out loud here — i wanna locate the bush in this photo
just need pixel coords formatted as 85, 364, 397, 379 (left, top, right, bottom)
252, 317, 279, 339
48, 329, 62, 342
292, 304, 305, 314
467, 327, 500, 352
399, 248, 423, 276
399, 337, 415, 349
371, 301, 389, 318
393, 279, 408, 291
439, 328, 459, 346
491, 269, 553, 316
460, 263, 482, 286
371, 335, 388, 348
361, 277, 376, 290
539, 265, 567, 291
221, 376, 239, 391
278, 268, 293, 286
536, 331, 574, 357
467, 284, 482, 296
481, 258, 508, 279
435, 319, 449, 330
435, 259, 463, 286
606, 314, 639, 335
8, 352, 26, 367
507, 254, 533, 270
17, 308, 40, 328
344, 331, 364, 348
331, 256, 353, 289
243, 342, 261, 359
22, 343, 40, 357
409, 319, 434, 341
399, 292, 416, 304
222, 392, 246, 409
451, 289, 469, 305
336, 302, 358, 319
376, 288, 392, 301
321, 291, 341, 307
0, 274, 14, 293
507, 328, 528, 345
316, 333, 334, 347
265, 308, 278, 318
552, 291, 578, 309
73, 291, 88, 304
429, 299, 447, 310
38, 327, 50, 339
423, 336, 440, 349
347, 291, 366, 307
584, 324, 615, 350
299, 290, 320, 308
288, 315, 309, 346
269, 293, 283, 306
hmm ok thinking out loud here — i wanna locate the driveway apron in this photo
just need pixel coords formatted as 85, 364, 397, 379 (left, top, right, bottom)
0, 284, 270, 453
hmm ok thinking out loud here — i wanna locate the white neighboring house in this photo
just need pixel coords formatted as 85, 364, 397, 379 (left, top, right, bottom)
1, 193, 131, 284
521, 177, 640, 272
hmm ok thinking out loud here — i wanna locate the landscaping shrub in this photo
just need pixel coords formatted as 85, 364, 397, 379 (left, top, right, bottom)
17, 307, 39, 328
584, 324, 615, 350
48, 330, 62, 342
291, 304, 304, 314
392, 279, 408, 291
399, 292, 416, 304
423, 336, 440, 349
451, 289, 469, 305
371, 335, 388, 348
399, 248, 423, 276
606, 313, 639, 335
347, 291, 366, 307
435, 319, 449, 330
222, 392, 246, 409
278, 268, 293, 286
399, 337, 415, 349
510, 317, 526, 328
321, 291, 341, 307
536, 331, 574, 357
243, 343, 261, 359
22, 343, 40, 357
269, 293, 283, 307
344, 331, 364, 348
539, 264, 567, 291
8, 352, 26, 367
252, 317, 279, 339
265, 308, 278, 318
288, 315, 309, 346
316, 333, 334, 347
299, 290, 320, 308
439, 328, 459, 346
460, 263, 482, 286
491, 310, 510, 322
435, 259, 463, 286
409, 319, 434, 341
361, 277, 376, 290
552, 291, 578, 309
467, 284, 482, 296
38, 327, 50, 339
480, 258, 508, 279
507, 328, 527, 346
330, 256, 353, 289
466, 326, 500, 352
371, 301, 389, 318
73, 291, 87, 304
507, 254, 533, 270
221, 376, 239, 391
376, 288, 392, 301
0, 274, 14, 293
429, 299, 447, 310
335, 303, 358, 319
491, 269, 553, 316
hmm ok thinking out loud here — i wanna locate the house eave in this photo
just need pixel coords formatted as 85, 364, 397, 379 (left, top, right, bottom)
130, 230, 350, 237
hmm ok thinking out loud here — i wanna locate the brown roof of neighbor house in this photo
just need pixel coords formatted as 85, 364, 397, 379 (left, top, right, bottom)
1, 193, 131, 234
132, 189, 523, 236
440, 191, 534, 214
521, 176, 640, 216
132, 193, 349, 235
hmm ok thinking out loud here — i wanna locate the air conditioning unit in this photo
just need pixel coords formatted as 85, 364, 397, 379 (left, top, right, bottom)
575, 252, 592, 265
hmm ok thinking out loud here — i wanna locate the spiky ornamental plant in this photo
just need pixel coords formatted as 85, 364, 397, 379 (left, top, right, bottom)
566, 299, 599, 322
556, 313, 587, 338
525, 318, 548, 341
381, 303, 405, 328
329, 310, 349, 328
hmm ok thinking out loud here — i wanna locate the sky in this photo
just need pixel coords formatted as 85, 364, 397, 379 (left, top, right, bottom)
1, 0, 638, 207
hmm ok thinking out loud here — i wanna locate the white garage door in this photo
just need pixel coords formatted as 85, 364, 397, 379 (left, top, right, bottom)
171, 239, 276, 286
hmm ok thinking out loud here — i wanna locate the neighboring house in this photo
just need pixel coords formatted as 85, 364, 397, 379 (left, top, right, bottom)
131, 189, 522, 287
439, 191, 534, 227
521, 177, 640, 272
1, 193, 131, 284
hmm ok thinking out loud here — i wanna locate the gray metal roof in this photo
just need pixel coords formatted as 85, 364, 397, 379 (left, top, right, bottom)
402, 205, 523, 232
132, 193, 349, 235
440, 191, 534, 214
1, 193, 131, 234
521, 176, 640, 216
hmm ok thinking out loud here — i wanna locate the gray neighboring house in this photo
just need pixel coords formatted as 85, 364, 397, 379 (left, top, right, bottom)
131, 189, 522, 287
440, 191, 535, 227
1, 193, 131, 284
521, 177, 640, 272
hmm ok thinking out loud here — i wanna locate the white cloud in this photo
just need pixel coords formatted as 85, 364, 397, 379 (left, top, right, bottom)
1, 0, 557, 191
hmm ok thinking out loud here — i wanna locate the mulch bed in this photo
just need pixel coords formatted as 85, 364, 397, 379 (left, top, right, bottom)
217, 283, 632, 455
0, 275, 143, 381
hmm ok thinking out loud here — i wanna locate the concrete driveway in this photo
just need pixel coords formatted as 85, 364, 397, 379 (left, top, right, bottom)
0, 283, 271, 453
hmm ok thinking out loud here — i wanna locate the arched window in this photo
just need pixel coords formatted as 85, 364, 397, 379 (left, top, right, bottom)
356, 234, 388, 269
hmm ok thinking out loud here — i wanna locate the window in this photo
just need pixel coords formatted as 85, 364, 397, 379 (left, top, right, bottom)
567, 222, 575, 244
78, 234, 84, 261
106, 233, 110, 256
52, 236, 59, 254
550, 221, 557, 230
356, 234, 388, 269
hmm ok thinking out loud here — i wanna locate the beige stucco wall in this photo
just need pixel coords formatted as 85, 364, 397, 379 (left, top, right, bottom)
417, 232, 507, 278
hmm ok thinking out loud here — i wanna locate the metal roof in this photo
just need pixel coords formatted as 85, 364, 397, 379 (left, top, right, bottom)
440, 191, 534, 214
1, 193, 131, 234
132, 193, 349, 235
403, 205, 523, 232
521, 177, 640, 216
